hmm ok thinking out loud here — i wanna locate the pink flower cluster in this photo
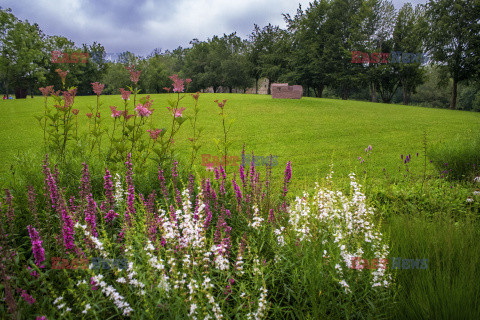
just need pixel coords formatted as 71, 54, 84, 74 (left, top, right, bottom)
168, 74, 191, 93
110, 106, 123, 118
39, 86, 54, 97
119, 88, 131, 101
91, 82, 105, 96
125, 65, 141, 84
55, 68, 68, 83
147, 128, 163, 140
135, 104, 153, 118
62, 88, 77, 108
215, 99, 227, 109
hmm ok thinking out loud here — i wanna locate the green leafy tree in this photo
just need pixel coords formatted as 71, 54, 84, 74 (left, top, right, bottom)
140, 50, 171, 93
248, 24, 291, 94
393, 3, 427, 105
284, 1, 330, 97
426, 0, 480, 109
0, 9, 45, 98
322, 0, 372, 100
363, 0, 396, 102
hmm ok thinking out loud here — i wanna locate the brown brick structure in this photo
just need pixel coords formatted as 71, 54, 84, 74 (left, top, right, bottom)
271, 83, 302, 99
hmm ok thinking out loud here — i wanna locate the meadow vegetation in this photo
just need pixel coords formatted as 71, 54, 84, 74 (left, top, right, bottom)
1, 71, 480, 319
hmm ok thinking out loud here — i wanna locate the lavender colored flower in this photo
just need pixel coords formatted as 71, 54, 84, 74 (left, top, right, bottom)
268, 209, 275, 224
27, 225, 45, 267
239, 165, 246, 190
85, 194, 98, 237
68, 196, 77, 220
79, 163, 92, 202
204, 205, 212, 230
219, 165, 226, 179
27, 186, 38, 225
61, 209, 76, 251
105, 209, 119, 223
104, 168, 115, 210
44, 168, 59, 210
283, 161, 292, 197
20, 290, 35, 305
158, 168, 169, 201
146, 190, 156, 213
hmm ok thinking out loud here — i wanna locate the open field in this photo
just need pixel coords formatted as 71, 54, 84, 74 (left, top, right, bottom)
1, 93, 480, 190
1, 93, 480, 319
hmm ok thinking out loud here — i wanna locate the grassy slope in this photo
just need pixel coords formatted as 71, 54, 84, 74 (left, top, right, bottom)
1, 93, 479, 190
1, 93, 480, 318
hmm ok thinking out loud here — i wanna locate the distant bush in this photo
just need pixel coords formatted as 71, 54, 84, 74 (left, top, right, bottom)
428, 133, 480, 180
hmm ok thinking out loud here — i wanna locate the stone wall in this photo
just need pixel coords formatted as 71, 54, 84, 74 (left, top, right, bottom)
271, 83, 302, 99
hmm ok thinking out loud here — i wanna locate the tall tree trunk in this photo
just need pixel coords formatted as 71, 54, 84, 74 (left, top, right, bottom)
370, 82, 377, 103
255, 78, 258, 94
229, 87, 232, 93
318, 84, 324, 98
402, 86, 410, 105
267, 79, 271, 95
5, 80, 9, 99
450, 77, 457, 109
342, 86, 348, 100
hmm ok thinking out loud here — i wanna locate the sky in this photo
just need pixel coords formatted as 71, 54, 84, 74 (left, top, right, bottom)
2, 0, 429, 57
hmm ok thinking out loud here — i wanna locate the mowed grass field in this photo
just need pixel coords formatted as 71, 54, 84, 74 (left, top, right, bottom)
1, 93, 480, 190
2, 93, 480, 319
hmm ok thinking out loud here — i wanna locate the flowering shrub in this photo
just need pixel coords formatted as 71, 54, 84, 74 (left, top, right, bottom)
276, 172, 391, 291
36, 69, 199, 168
0, 150, 397, 319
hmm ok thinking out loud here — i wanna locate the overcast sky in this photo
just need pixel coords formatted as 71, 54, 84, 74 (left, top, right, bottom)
2, 0, 428, 56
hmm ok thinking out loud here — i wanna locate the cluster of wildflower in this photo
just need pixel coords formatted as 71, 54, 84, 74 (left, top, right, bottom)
275, 171, 391, 293
53, 296, 71, 314
87, 274, 133, 316
18, 288, 35, 305
16, 155, 276, 319
358, 144, 373, 164
27, 226, 45, 267
248, 205, 264, 229
247, 286, 268, 320
114, 173, 124, 208
75, 222, 108, 259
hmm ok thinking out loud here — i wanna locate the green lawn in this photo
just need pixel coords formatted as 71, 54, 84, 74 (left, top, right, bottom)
2, 93, 480, 318
1, 93, 480, 189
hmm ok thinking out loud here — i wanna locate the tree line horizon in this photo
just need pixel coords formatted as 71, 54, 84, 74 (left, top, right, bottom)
1, 0, 479, 110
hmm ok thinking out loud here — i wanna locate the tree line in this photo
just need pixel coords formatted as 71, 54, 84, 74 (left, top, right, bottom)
1, 0, 479, 110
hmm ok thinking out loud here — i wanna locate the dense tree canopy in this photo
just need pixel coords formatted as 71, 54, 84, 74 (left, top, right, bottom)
1, 1, 480, 110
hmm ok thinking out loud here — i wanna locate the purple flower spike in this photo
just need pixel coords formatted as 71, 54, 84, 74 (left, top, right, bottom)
27, 225, 45, 267
104, 168, 114, 210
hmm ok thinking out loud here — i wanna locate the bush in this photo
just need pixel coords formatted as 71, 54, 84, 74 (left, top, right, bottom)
0, 154, 395, 319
